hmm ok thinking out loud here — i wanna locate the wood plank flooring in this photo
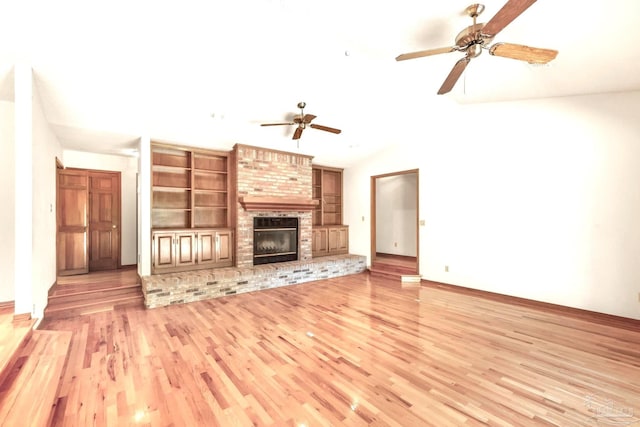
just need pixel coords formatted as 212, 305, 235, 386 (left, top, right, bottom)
0, 307, 35, 387
0, 330, 72, 427
38, 273, 640, 426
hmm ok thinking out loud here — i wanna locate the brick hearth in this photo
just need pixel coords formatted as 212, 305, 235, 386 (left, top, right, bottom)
142, 254, 366, 308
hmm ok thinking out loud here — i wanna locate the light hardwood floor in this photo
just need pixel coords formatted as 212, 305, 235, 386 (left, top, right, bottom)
39, 273, 640, 426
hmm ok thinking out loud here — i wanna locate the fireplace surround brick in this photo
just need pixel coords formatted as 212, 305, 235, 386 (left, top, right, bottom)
235, 144, 314, 268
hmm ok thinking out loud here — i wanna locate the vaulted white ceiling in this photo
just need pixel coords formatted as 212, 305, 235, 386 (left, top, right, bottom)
1, 0, 639, 166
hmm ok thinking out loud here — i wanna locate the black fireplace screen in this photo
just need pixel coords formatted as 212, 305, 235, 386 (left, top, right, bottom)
253, 217, 298, 265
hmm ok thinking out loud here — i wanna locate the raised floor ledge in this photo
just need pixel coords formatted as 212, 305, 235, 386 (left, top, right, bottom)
142, 254, 367, 308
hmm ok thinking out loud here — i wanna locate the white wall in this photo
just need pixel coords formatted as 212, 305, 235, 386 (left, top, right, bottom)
0, 101, 15, 303
62, 150, 138, 266
31, 78, 63, 318
138, 136, 151, 277
375, 173, 417, 256
345, 91, 640, 320
13, 64, 34, 316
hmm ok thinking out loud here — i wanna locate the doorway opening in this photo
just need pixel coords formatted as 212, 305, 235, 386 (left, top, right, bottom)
370, 169, 419, 277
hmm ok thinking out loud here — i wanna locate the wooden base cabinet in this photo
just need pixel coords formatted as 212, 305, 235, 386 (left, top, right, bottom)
195, 229, 233, 266
312, 225, 348, 257
312, 228, 329, 257
152, 228, 233, 273
152, 231, 196, 272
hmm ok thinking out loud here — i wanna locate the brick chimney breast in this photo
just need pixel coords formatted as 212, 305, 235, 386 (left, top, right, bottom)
234, 144, 314, 268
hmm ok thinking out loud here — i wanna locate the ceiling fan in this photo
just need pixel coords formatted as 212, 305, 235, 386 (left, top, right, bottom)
260, 102, 342, 141
395, 0, 558, 95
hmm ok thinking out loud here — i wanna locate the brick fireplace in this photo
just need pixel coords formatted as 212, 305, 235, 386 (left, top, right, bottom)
141, 144, 366, 308
234, 144, 315, 267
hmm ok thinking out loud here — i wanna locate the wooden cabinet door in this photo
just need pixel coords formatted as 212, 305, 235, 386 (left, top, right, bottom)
88, 171, 120, 271
175, 232, 197, 267
215, 230, 233, 264
328, 226, 348, 254
152, 232, 176, 271
312, 228, 329, 257
197, 230, 216, 265
57, 169, 89, 276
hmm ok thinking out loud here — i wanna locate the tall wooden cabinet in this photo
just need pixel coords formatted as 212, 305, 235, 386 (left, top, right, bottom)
151, 143, 234, 273
312, 165, 349, 257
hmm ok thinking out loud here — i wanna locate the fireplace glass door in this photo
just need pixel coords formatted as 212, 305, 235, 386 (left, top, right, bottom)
253, 217, 299, 265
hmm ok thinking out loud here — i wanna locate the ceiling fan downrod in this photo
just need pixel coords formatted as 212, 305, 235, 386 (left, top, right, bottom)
297, 101, 306, 129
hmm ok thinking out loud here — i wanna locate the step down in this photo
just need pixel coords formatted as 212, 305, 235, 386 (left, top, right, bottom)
45, 269, 144, 321
369, 262, 417, 280
44, 292, 144, 320
47, 283, 142, 304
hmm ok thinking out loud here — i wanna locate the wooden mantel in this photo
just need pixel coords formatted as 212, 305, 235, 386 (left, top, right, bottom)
239, 196, 319, 211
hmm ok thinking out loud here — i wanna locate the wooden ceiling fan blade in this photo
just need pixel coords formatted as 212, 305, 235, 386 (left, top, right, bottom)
481, 0, 537, 37
489, 43, 558, 63
261, 122, 295, 127
309, 124, 342, 134
395, 46, 456, 61
437, 57, 470, 95
293, 127, 303, 140
302, 114, 317, 123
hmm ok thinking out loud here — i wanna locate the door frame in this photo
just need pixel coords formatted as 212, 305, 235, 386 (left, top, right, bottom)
370, 169, 419, 274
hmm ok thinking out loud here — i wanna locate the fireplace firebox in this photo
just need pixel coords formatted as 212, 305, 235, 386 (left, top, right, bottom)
253, 217, 299, 265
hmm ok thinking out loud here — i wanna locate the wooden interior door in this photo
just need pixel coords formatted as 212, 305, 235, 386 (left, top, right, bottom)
88, 171, 121, 271
57, 169, 89, 276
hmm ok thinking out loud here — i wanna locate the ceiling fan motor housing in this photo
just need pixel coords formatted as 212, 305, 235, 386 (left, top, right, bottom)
456, 24, 494, 57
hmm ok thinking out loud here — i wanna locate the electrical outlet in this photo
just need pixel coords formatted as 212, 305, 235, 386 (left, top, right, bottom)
445, 265, 449, 272
394, 242, 398, 247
